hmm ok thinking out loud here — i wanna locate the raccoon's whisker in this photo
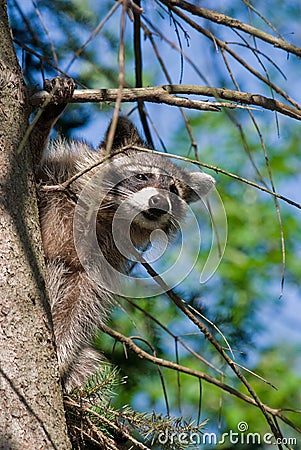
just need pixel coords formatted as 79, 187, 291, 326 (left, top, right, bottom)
97, 203, 116, 211
99, 185, 130, 198
169, 216, 181, 233
106, 189, 129, 198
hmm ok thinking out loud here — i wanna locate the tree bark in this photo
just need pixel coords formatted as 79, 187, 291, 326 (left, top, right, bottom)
0, 1, 71, 449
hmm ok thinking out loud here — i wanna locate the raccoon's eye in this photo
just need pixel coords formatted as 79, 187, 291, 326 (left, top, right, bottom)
135, 173, 148, 181
170, 183, 179, 195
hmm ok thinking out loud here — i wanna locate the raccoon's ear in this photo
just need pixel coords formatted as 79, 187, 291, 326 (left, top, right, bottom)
103, 116, 143, 151
181, 172, 215, 203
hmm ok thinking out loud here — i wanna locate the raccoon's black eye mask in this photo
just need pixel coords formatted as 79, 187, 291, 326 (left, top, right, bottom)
134, 173, 154, 182
169, 183, 179, 196
115, 173, 154, 193
133, 173, 179, 195
116, 172, 180, 196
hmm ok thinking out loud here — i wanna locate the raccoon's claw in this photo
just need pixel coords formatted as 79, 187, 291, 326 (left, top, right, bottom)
39, 77, 75, 121
44, 76, 76, 104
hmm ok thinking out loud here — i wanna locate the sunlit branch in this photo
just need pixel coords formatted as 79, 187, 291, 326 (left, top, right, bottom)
30, 84, 301, 120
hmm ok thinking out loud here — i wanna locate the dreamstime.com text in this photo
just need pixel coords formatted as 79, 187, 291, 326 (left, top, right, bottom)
157, 422, 298, 447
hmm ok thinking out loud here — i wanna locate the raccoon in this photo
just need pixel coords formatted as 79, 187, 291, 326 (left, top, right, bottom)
32, 78, 215, 391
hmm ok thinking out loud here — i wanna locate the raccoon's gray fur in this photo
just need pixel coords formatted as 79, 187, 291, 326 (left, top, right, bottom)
33, 78, 215, 391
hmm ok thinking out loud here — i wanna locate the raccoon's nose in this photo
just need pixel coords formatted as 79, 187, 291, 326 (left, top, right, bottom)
148, 194, 170, 215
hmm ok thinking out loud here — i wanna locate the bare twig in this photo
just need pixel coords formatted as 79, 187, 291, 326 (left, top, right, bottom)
41, 144, 301, 211
140, 20, 199, 155
141, 14, 209, 84
130, 147, 301, 210
159, 0, 301, 57
32, 0, 59, 66
161, 3, 300, 110
132, 0, 154, 146
105, 1, 127, 155
120, 296, 224, 375
242, 0, 284, 40
65, 0, 122, 72
219, 40, 287, 298
102, 323, 257, 404
133, 259, 284, 442
101, 323, 301, 437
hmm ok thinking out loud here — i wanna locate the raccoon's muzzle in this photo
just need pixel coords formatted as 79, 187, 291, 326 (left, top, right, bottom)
142, 193, 170, 221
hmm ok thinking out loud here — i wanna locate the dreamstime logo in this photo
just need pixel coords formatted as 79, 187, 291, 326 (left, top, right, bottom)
73, 157, 227, 297
157, 421, 298, 447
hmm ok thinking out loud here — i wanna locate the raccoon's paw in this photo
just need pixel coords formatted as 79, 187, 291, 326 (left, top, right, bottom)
40, 76, 76, 121
62, 346, 105, 393
44, 76, 76, 103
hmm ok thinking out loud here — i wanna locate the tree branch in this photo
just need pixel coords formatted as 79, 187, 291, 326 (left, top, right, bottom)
30, 84, 301, 120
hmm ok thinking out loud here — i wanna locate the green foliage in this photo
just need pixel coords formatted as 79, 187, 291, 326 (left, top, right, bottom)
66, 365, 207, 449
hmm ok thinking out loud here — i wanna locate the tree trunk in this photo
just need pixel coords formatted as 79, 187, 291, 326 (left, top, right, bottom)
0, 2, 71, 449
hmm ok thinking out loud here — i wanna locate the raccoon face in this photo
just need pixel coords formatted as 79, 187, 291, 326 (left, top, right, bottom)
99, 117, 215, 238
113, 170, 184, 231
106, 162, 215, 234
